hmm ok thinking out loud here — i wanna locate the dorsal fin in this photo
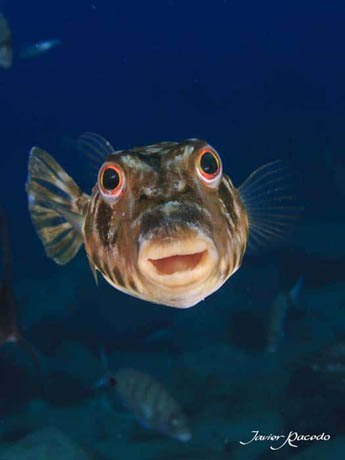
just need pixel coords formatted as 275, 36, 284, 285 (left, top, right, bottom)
78, 132, 116, 174
239, 160, 302, 253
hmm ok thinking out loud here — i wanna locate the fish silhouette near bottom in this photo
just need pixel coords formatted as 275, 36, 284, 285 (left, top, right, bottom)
96, 367, 191, 442
26, 133, 298, 308
0, 209, 39, 373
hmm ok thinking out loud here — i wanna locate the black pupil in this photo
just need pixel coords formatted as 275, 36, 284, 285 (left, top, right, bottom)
103, 167, 120, 191
200, 152, 219, 176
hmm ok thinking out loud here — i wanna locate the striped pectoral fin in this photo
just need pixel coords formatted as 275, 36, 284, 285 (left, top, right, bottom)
239, 160, 302, 253
26, 146, 90, 265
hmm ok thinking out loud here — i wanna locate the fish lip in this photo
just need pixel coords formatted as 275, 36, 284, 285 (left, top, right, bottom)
148, 250, 208, 275
138, 233, 218, 288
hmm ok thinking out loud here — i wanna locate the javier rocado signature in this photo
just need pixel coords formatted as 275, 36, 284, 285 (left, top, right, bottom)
239, 430, 331, 451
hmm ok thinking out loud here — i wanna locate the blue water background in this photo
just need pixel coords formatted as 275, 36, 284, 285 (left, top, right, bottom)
0, 1, 344, 458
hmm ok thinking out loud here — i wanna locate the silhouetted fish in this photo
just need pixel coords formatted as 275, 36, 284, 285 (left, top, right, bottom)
311, 342, 345, 383
0, 13, 12, 69
266, 277, 303, 353
26, 133, 298, 308
0, 209, 39, 371
0, 209, 21, 345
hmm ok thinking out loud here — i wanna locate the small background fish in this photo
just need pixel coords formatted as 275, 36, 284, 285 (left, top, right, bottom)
96, 365, 191, 442
266, 277, 303, 353
0, 12, 12, 68
19, 39, 62, 60
0, 209, 42, 408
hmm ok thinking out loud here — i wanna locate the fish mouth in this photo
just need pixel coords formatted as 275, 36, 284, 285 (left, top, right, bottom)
149, 250, 207, 275
138, 233, 218, 290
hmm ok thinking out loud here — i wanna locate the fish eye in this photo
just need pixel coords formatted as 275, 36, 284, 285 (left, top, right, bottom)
98, 162, 125, 198
196, 147, 222, 186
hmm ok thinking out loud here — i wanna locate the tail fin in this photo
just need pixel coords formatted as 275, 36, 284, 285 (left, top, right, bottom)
26, 147, 89, 265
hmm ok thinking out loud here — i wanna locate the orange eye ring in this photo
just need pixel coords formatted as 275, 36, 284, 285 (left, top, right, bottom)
98, 162, 125, 198
196, 147, 222, 185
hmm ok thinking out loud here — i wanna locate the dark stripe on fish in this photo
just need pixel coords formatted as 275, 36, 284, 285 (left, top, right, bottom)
136, 153, 162, 172
128, 277, 137, 293
96, 200, 112, 247
103, 262, 114, 285
91, 252, 102, 272
112, 266, 124, 288
219, 177, 238, 228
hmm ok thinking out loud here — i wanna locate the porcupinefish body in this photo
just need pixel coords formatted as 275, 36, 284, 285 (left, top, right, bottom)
26, 133, 296, 308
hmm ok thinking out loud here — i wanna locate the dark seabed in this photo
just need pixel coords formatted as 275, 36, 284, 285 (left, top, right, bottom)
0, 0, 344, 459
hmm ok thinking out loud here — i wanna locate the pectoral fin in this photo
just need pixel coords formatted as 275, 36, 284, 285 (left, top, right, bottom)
239, 160, 302, 253
26, 147, 90, 265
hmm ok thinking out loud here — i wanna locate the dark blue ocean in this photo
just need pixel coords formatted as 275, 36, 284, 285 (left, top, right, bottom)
0, 1, 344, 459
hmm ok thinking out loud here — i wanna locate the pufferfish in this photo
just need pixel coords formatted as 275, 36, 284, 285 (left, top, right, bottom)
26, 133, 295, 308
